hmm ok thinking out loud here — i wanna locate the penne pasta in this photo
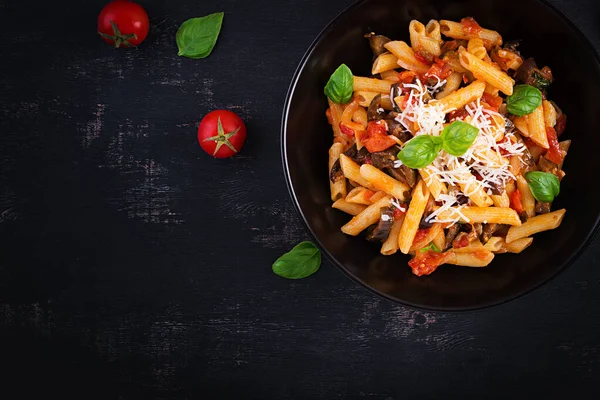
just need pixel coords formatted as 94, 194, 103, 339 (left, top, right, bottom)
381, 216, 404, 255
339, 154, 373, 189
458, 48, 514, 95
436, 206, 522, 226
355, 92, 394, 110
360, 164, 411, 201
398, 179, 430, 254
353, 76, 392, 93
328, 143, 347, 201
436, 72, 462, 100
513, 115, 530, 137
410, 223, 443, 252
419, 36, 441, 58
380, 70, 401, 82
409, 20, 426, 50
372, 52, 400, 75
516, 176, 536, 218
527, 105, 549, 148
504, 237, 533, 253
341, 195, 392, 236
543, 100, 557, 128
418, 167, 448, 199
505, 209, 566, 243
440, 19, 502, 48
491, 191, 510, 208
425, 20, 442, 44
433, 80, 486, 113
447, 249, 495, 267
467, 38, 487, 59
327, 99, 345, 138
432, 226, 446, 251
484, 236, 505, 252
332, 199, 367, 216
346, 186, 384, 205
384, 41, 430, 74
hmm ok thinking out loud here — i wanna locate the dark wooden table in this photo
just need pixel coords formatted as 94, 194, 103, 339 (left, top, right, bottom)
1, 0, 599, 398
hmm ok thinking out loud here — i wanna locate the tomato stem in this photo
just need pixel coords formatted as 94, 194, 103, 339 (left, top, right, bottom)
98, 20, 138, 48
202, 117, 240, 156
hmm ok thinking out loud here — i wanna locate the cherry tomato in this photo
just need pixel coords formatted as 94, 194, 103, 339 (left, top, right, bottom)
545, 126, 563, 165
359, 121, 396, 153
98, 1, 149, 48
198, 110, 247, 158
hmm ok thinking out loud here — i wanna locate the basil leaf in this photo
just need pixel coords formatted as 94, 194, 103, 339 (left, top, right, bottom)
420, 243, 441, 253
524, 171, 560, 202
440, 121, 479, 156
506, 84, 543, 116
176, 12, 224, 59
397, 135, 443, 169
272, 241, 321, 279
324, 64, 354, 104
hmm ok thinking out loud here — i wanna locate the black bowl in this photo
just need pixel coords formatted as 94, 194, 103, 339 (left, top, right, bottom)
282, 0, 600, 311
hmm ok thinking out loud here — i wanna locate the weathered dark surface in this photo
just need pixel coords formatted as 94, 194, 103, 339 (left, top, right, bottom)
0, 0, 599, 398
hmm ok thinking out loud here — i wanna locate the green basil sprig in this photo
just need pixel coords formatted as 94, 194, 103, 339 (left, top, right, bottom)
397, 121, 479, 169
525, 171, 560, 202
420, 243, 441, 253
324, 64, 353, 104
440, 121, 479, 156
272, 241, 321, 279
506, 84, 543, 116
397, 135, 443, 169
176, 12, 224, 59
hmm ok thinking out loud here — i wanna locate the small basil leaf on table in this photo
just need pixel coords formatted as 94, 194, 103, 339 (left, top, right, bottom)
324, 64, 354, 104
506, 84, 543, 116
272, 241, 321, 279
397, 135, 443, 169
441, 120, 479, 156
176, 12, 224, 59
525, 171, 560, 202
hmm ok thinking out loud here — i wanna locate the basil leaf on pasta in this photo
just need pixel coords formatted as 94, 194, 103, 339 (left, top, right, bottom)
324, 64, 354, 104
441, 121, 479, 156
272, 241, 321, 279
525, 171, 560, 202
397, 135, 443, 169
506, 84, 543, 116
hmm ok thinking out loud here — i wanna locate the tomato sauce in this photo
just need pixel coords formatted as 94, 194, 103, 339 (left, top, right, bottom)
510, 189, 525, 214
461, 17, 483, 35
360, 121, 396, 152
408, 251, 452, 276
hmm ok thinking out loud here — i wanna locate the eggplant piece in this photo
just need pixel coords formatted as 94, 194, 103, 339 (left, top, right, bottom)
515, 58, 553, 90
535, 201, 551, 215
371, 146, 399, 169
444, 223, 461, 250
330, 159, 343, 183
538, 156, 559, 175
470, 223, 483, 242
384, 119, 412, 143
365, 33, 391, 57
367, 94, 386, 121
481, 223, 499, 244
344, 144, 371, 165
365, 207, 394, 242
488, 181, 505, 196
419, 216, 434, 229
515, 58, 537, 85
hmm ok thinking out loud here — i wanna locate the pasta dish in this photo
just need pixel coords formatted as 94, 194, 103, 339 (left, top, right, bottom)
325, 17, 568, 276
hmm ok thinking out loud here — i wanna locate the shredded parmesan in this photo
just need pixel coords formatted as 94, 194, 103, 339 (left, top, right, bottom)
390, 198, 406, 212
394, 79, 446, 136
411, 98, 526, 225
381, 214, 392, 221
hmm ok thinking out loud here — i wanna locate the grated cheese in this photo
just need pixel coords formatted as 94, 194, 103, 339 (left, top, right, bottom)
411, 99, 526, 225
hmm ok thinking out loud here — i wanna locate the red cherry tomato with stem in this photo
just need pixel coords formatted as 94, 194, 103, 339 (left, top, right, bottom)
198, 110, 247, 158
98, 1, 149, 48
